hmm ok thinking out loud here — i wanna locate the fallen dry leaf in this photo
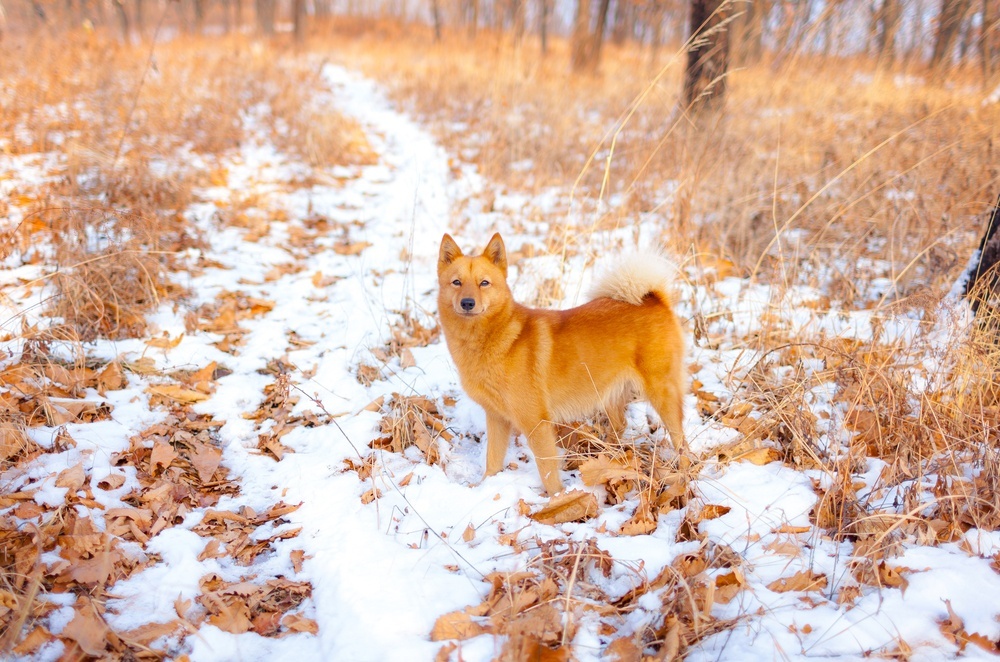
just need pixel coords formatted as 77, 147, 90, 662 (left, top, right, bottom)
55, 462, 86, 491
767, 570, 828, 593
60, 598, 110, 656
146, 333, 184, 349
579, 455, 641, 486
530, 490, 599, 525
96, 361, 128, 393
282, 613, 319, 634
147, 384, 211, 404
430, 610, 488, 641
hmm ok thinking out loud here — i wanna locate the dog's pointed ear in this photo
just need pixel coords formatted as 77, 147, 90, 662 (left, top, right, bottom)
439, 234, 462, 274
484, 233, 507, 276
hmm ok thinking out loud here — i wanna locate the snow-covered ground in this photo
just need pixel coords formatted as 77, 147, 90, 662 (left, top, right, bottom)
2, 57, 1000, 661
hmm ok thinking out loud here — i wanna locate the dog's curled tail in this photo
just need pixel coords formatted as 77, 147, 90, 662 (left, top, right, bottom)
588, 250, 679, 306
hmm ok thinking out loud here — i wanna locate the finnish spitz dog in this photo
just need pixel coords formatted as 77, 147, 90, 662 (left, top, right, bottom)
437, 233, 686, 495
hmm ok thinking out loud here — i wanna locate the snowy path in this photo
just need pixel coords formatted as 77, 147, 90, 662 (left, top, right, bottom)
131, 63, 486, 659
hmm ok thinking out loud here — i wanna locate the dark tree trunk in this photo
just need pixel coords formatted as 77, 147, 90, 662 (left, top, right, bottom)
193, 0, 205, 33
112, 0, 130, 39
683, 0, 730, 110
293, 0, 306, 41
571, 0, 613, 73
931, 0, 972, 71
431, 0, 442, 40
511, 0, 526, 43
985, 0, 1000, 82
731, 0, 764, 66
875, 0, 901, 68
134, 0, 145, 36
571, 0, 591, 70
466, 0, 478, 37
964, 196, 1000, 315
540, 0, 550, 53
257, 0, 275, 35
591, 0, 612, 62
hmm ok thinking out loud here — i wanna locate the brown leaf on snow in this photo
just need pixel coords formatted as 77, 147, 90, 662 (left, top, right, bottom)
619, 499, 658, 536
462, 523, 476, 542
430, 610, 489, 641
150, 441, 178, 472
55, 462, 87, 491
119, 619, 182, 646
96, 472, 127, 491
714, 569, 747, 603
767, 570, 827, 593
96, 361, 128, 394
699, 504, 732, 520
146, 333, 185, 349
333, 241, 372, 256
530, 490, 599, 525
290, 549, 306, 573
282, 613, 319, 634
60, 597, 110, 656
190, 443, 223, 482
12, 625, 51, 656
579, 455, 641, 486
147, 384, 211, 404
206, 596, 252, 634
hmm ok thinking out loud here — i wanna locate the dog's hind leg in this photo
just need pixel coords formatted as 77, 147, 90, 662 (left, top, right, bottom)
484, 411, 512, 478
643, 370, 686, 454
605, 389, 630, 442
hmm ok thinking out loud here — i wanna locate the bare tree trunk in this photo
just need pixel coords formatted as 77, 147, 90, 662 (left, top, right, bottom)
931, 0, 972, 71
293, 0, 306, 41
431, 0, 442, 40
731, 0, 764, 65
193, 0, 205, 33
235, 0, 244, 30
611, 0, 631, 44
683, 0, 730, 110
875, 0, 901, 69
112, 0, 130, 39
257, 0, 275, 35
571, 0, 612, 72
511, 0, 526, 43
540, 0, 550, 52
571, 0, 591, 70
985, 0, 1000, 82
466, 0, 478, 37
591, 0, 612, 64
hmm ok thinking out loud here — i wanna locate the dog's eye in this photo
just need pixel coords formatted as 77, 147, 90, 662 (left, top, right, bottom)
451, 279, 461, 287
479, 280, 490, 287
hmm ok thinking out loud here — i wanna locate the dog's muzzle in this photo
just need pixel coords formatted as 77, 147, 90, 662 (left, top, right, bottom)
460, 298, 476, 312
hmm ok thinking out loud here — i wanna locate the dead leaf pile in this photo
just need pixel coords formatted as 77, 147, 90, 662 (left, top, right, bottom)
578, 452, 690, 535
185, 290, 275, 352
191, 502, 302, 566
196, 574, 316, 637
372, 393, 453, 465
242, 373, 324, 460
0, 359, 121, 429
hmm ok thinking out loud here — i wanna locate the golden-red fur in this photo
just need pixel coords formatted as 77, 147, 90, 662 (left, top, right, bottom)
437, 233, 686, 495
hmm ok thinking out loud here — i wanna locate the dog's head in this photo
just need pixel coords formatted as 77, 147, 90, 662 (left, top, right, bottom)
437, 233, 509, 318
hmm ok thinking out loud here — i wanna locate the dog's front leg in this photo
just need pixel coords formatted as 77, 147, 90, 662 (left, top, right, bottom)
525, 421, 563, 496
483, 411, 512, 479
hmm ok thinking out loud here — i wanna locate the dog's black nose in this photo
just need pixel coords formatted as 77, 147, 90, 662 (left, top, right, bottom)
460, 298, 476, 312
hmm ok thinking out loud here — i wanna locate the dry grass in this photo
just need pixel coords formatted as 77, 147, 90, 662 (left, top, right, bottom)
325, 21, 998, 307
